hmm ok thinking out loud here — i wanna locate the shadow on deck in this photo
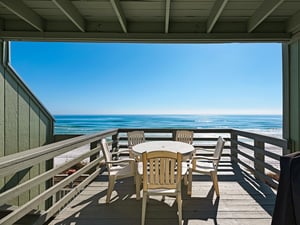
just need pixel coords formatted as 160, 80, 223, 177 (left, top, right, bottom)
48, 161, 276, 225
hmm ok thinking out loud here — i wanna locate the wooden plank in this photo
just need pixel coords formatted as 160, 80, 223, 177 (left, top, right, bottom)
4, 73, 18, 156
110, 0, 127, 33
232, 129, 287, 147
254, 140, 265, 178
29, 101, 40, 206
0, 72, 4, 158
0, 30, 291, 43
39, 113, 47, 210
18, 88, 30, 206
0, 159, 100, 225
4, 72, 18, 205
52, 0, 86, 32
248, 0, 285, 32
207, 0, 228, 33
0, 71, 4, 196
0, 0, 44, 31
284, 41, 300, 151
0, 129, 118, 176
0, 148, 103, 206
48, 166, 276, 225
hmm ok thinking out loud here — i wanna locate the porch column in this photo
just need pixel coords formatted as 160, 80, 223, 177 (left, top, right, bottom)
283, 38, 300, 153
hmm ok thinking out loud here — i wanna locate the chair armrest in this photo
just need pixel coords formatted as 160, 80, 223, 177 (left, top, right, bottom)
111, 149, 131, 155
106, 158, 135, 164
194, 148, 215, 153
192, 156, 218, 161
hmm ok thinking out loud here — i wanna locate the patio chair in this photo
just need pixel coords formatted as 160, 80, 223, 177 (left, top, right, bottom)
188, 136, 225, 196
128, 130, 145, 148
127, 131, 146, 196
175, 130, 194, 184
100, 138, 136, 203
175, 130, 194, 145
128, 130, 145, 158
140, 150, 185, 225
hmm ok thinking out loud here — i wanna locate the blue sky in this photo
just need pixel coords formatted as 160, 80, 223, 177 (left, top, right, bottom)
10, 42, 282, 115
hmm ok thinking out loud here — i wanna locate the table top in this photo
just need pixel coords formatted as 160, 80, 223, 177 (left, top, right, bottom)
132, 141, 195, 156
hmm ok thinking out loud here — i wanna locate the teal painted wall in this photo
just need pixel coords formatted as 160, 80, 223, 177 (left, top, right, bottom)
0, 41, 54, 207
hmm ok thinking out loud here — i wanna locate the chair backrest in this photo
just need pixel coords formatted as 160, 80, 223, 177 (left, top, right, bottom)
175, 130, 194, 145
142, 151, 182, 191
100, 138, 113, 171
213, 136, 226, 167
128, 131, 145, 147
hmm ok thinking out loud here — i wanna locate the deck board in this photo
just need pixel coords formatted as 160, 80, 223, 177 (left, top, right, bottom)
48, 162, 276, 225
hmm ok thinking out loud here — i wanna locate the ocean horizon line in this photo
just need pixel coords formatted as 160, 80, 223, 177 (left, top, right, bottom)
53, 113, 283, 116
54, 114, 283, 137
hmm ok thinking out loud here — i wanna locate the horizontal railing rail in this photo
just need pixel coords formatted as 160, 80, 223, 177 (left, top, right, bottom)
0, 129, 118, 225
118, 128, 287, 189
0, 128, 287, 225
231, 129, 287, 189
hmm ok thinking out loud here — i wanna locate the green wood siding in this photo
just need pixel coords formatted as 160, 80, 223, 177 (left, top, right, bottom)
29, 102, 41, 207
4, 72, 19, 205
18, 88, 30, 205
0, 71, 4, 200
0, 41, 54, 207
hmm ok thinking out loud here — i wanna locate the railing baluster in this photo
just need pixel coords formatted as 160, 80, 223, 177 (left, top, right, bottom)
0, 128, 288, 224
90, 140, 100, 173
254, 139, 265, 179
231, 131, 238, 162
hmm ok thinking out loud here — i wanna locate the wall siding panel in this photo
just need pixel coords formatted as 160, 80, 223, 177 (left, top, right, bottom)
18, 88, 30, 205
29, 102, 41, 206
0, 41, 54, 207
0, 72, 4, 157
4, 72, 19, 205
0, 72, 4, 195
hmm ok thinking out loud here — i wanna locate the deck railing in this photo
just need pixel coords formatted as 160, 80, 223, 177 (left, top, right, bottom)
0, 128, 287, 225
0, 129, 118, 225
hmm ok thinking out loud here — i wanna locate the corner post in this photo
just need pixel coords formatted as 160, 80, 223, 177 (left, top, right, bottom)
230, 130, 238, 162
254, 140, 265, 179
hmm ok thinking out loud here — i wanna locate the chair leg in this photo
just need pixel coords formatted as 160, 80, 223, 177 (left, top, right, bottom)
106, 176, 116, 203
136, 174, 141, 200
177, 192, 182, 225
187, 168, 192, 195
211, 171, 220, 197
141, 192, 147, 225
184, 173, 188, 185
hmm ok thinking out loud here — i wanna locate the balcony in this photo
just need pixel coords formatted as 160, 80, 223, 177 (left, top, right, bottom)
0, 128, 287, 225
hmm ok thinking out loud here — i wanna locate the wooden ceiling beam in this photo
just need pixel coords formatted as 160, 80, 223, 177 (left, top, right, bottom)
0, 31, 291, 43
110, 0, 127, 33
0, 0, 44, 31
207, 0, 228, 33
165, 0, 171, 33
248, 0, 284, 33
52, 0, 85, 32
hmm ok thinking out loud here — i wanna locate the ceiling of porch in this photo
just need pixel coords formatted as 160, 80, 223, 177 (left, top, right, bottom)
0, 0, 299, 43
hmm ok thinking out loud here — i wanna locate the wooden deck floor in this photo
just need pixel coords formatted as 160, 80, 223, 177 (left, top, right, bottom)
48, 161, 276, 225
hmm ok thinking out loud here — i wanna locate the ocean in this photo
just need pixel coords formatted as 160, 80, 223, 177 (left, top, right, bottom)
54, 114, 282, 138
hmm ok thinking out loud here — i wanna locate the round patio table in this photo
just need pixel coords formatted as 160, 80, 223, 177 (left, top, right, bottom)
132, 141, 195, 160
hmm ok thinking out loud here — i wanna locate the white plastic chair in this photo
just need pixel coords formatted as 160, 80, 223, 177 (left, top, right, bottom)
188, 136, 225, 196
140, 150, 185, 225
100, 138, 135, 203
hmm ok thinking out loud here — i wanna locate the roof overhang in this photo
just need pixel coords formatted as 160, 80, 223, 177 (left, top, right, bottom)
0, 0, 299, 43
